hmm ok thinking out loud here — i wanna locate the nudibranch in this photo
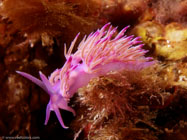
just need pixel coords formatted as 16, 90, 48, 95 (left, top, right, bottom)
16, 23, 154, 128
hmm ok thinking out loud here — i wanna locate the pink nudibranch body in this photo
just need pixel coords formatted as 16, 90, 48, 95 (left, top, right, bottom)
16, 23, 154, 128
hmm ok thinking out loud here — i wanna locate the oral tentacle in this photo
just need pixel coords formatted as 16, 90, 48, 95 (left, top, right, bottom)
44, 102, 51, 125
16, 71, 46, 91
54, 107, 68, 129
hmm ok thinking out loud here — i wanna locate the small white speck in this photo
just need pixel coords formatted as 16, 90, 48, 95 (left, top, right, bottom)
179, 75, 187, 81
24, 33, 28, 37
99, 92, 104, 99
